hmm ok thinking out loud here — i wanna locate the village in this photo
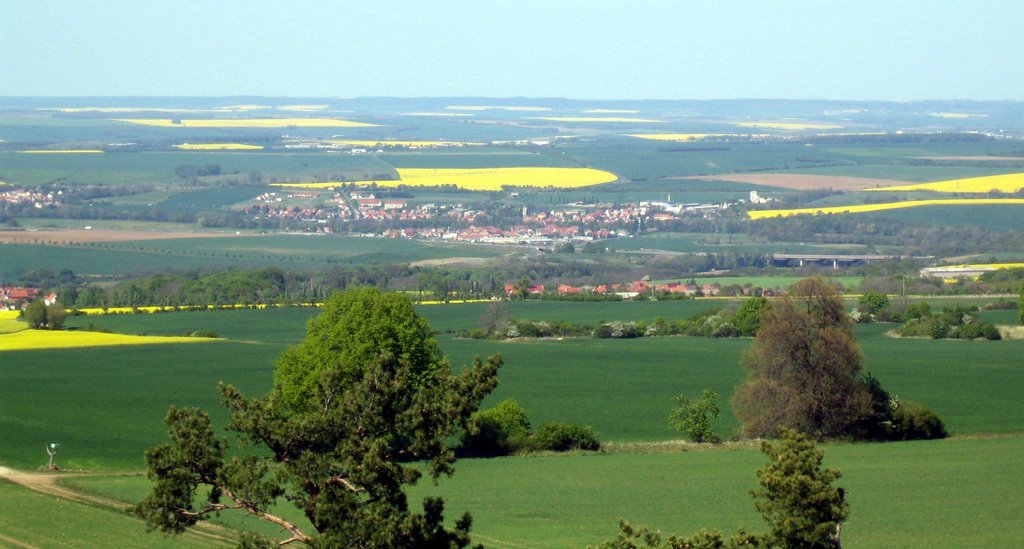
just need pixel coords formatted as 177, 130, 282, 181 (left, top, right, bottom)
244, 189, 762, 245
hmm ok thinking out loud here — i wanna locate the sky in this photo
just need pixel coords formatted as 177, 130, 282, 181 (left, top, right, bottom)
4, 0, 1023, 101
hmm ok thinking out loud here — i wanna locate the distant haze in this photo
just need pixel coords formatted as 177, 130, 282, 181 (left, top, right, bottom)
4, 0, 1024, 101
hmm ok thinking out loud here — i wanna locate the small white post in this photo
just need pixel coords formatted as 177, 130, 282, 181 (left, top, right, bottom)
46, 443, 59, 470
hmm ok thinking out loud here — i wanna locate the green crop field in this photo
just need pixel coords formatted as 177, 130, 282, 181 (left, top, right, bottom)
56, 435, 1024, 548
608, 233, 876, 256
856, 204, 1024, 232
1, 302, 1019, 471
653, 275, 865, 291
0, 235, 510, 280
0, 150, 395, 186
763, 163, 1019, 183
12, 218, 198, 232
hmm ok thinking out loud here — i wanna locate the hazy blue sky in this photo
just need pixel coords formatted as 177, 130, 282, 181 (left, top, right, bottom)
4, 0, 1022, 100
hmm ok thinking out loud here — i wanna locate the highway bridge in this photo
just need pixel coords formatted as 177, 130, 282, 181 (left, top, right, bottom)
771, 253, 903, 268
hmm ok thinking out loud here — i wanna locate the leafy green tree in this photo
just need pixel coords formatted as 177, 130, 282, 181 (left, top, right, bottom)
133, 288, 502, 548
857, 291, 889, 316
1019, 284, 1024, 325
512, 277, 532, 300
732, 297, 768, 337
732, 277, 870, 439
21, 300, 47, 329
45, 302, 66, 330
597, 428, 846, 549
668, 390, 720, 443
904, 301, 931, 321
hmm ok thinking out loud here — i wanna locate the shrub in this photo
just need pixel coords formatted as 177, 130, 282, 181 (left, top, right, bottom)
904, 301, 931, 321
711, 322, 738, 338
532, 422, 600, 451
594, 321, 642, 339
893, 401, 948, 440
981, 300, 1017, 311
461, 398, 531, 455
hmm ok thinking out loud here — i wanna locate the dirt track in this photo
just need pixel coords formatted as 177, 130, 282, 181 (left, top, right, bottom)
0, 466, 235, 545
676, 173, 907, 191
0, 229, 238, 244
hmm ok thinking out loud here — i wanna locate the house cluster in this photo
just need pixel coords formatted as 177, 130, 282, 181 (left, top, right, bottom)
1, 286, 57, 310
245, 203, 347, 223
0, 188, 61, 209
242, 188, 743, 243
502, 280, 724, 300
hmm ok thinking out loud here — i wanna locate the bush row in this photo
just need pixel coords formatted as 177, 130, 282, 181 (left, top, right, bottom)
459, 399, 600, 456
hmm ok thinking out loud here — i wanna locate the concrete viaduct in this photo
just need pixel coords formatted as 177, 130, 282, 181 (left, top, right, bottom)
771, 253, 903, 269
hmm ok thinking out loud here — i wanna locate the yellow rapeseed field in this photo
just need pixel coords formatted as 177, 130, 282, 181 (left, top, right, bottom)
401, 112, 475, 117
273, 167, 619, 191
323, 140, 484, 148
961, 262, 1024, 270
74, 304, 277, 315
416, 299, 492, 305
528, 117, 664, 124
867, 173, 1024, 193
115, 118, 378, 128
0, 329, 215, 351
929, 263, 1024, 273
734, 122, 842, 130
446, 106, 551, 112
174, 143, 264, 150
748, 198, 1024, 219
17, 149, 104, 154
627, 133, 761, 141
277, 104, 329, 111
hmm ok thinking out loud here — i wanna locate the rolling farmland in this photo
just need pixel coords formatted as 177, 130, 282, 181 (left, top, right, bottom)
3, 97, 1024, 547
0, 302, 1022, 547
